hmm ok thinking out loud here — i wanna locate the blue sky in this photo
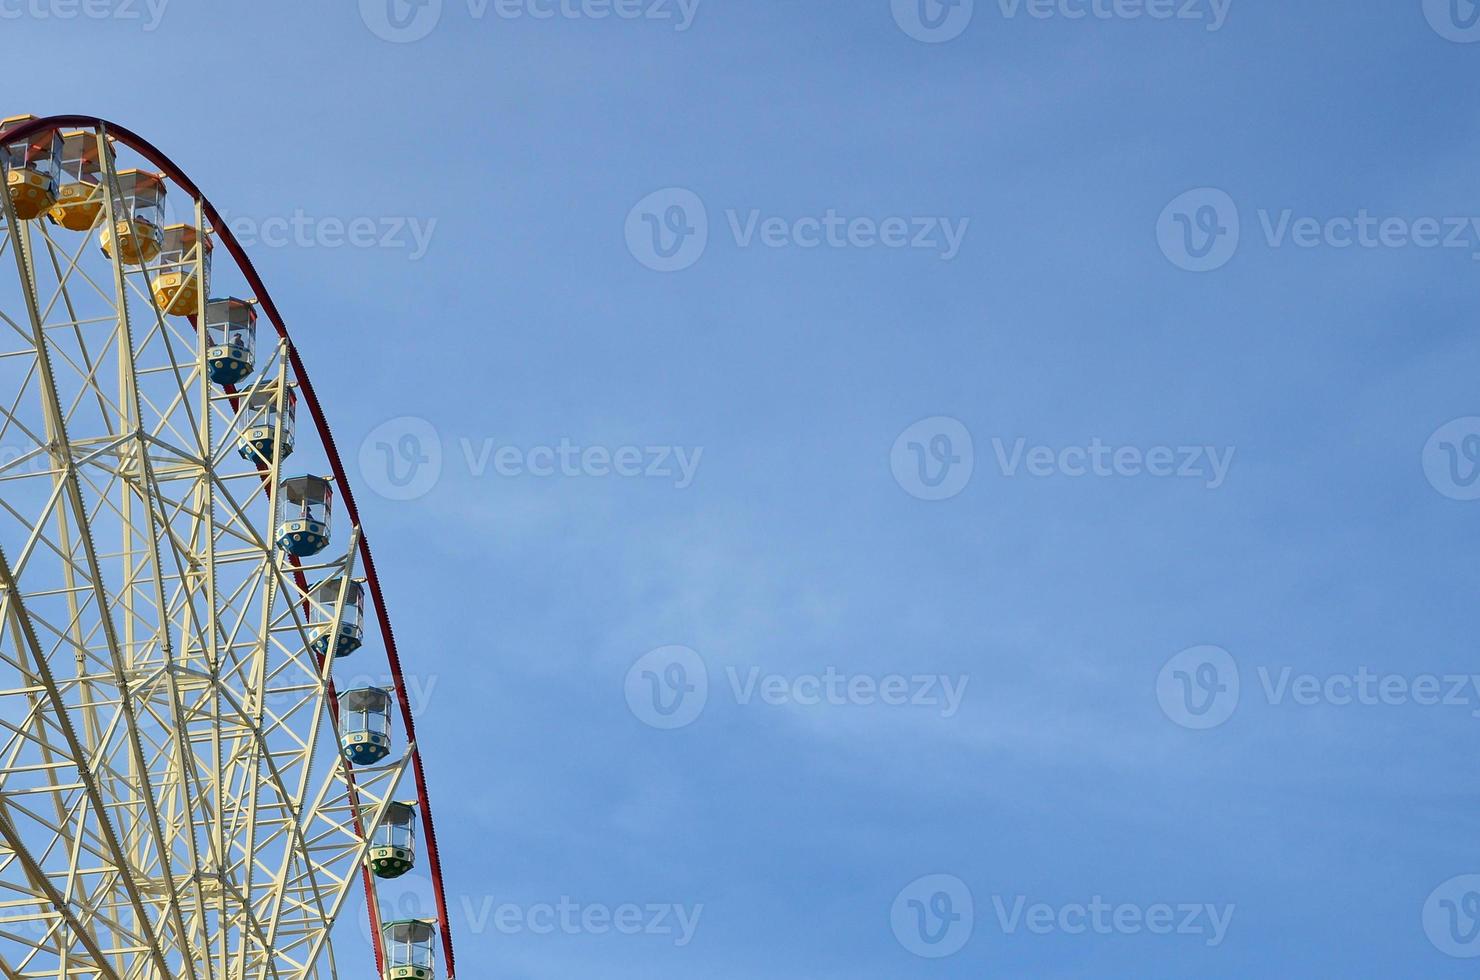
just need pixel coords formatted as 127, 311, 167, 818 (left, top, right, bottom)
12, 0, 1480, 975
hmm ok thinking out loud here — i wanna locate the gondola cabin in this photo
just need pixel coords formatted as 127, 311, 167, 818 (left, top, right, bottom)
206, 298, 256, 385
277, 475, 332, 556
311, 576, 365, 658
370, 801, 418, 879
152, 224, 212, 316
338, 687, 392, 766
238, 384, 294, 464
50, 129, 110, 230
1, 116, 60, 221
98, 169, 165, 265
382, 919, 437, 980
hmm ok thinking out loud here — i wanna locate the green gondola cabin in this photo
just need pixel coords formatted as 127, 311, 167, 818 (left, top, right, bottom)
382, 918, 436, 980
370, 801, 418, 879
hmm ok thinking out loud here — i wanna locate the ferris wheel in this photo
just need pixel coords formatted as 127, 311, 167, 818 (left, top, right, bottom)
0, 115, 458, 979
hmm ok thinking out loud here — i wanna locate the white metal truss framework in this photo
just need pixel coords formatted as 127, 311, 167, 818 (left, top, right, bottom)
0, 129, 417, 979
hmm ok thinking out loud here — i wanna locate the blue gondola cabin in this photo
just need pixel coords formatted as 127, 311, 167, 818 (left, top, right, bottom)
207, 297, 257, 385
311, 576, 364, 658
339, 687, 392, 766
238, 384, 295, 464
277, 475, 332, 556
